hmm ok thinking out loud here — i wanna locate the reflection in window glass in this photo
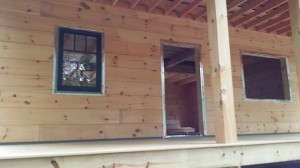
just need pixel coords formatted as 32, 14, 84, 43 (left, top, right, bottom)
75, 35, 86, 52
87, 36, 97, 53
62, 51, 96, 87
63, 33, 74, 50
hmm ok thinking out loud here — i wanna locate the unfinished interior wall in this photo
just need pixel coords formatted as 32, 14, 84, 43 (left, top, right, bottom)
165, 82, 199, 134
0, 0, 299, 142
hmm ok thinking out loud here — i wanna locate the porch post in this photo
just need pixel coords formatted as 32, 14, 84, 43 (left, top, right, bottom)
206, 0, 237, 143
288, 0, 300, 99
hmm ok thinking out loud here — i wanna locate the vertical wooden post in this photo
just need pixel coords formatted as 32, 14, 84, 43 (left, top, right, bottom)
288, 0, 300, 100
206, 0, 237, 143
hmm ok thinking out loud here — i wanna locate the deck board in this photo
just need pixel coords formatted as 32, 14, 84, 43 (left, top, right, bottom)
1, 133, 300, 160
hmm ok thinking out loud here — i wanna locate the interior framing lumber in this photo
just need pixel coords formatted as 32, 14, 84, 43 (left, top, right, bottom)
207, 0, 238, 143
164, 51, 195, 68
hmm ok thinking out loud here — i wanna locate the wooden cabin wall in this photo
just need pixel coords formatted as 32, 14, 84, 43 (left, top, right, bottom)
0, 0, 299, 142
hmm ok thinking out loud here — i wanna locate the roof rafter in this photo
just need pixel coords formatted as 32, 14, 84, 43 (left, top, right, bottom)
232, 0, 286, 27
244, 3, 288, 29
277, 26, 291, 35
112, 0, 118, 6
194, 8, 206, 20
267, 20, 291, 33
131, 0, 141, 9
180, 0, 202, 18
228, 0, 268, 21
227, 0, 247, 11
256, 12, 289, 31
148, 0, 162, 12
165, 0, 182, 15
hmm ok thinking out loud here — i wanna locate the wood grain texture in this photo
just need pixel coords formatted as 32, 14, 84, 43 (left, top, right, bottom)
0, 0, 299, 142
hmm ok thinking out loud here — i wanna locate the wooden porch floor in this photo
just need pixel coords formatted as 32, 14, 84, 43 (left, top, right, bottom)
1, 133, 300, 160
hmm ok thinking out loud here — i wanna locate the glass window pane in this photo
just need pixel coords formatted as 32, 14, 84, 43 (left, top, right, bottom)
75, 35, 86, 52
63, 33, 74, 50
87, 36, 97, 53
62, 51, 97, 87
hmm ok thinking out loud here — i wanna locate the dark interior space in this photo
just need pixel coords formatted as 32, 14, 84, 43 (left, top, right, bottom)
243, 160, 300, 168
242, 54, 290, 100
163, 44, 203, 136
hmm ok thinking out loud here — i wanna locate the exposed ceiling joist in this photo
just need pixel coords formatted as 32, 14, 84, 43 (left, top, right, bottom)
165, 0, 182, 15
227, 0, 247, 11
266, 20, 290, 33
112, 0, 118, 6
256, 12, 289, 30
228, 0, 267, 21
244, 3, 288, 29
148, 0, 163, 12
166, 64, 196, 74
165, 52, 194, 68
180, 0, 203, 18
131, 0, 141, 9
194, 8, 206, 20
276, 26, 291, 35
232, 0, 286, 27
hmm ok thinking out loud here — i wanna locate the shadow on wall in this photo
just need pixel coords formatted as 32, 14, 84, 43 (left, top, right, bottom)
243, 160, 300, 168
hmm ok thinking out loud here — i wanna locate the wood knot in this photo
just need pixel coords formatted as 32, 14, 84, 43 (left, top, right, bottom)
80, 2, 90, 10
51, 160, 59, 168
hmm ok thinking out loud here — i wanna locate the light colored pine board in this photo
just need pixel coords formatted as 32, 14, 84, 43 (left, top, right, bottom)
120, 109, 162, 124
0, 90, 162, 110
0, 108, 120, 125
39, 124, 163, 141
0, 125, 39, 142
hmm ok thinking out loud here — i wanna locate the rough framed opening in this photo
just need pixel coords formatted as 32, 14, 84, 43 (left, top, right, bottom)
241, 52, 291, 101
161, 41, 206, 137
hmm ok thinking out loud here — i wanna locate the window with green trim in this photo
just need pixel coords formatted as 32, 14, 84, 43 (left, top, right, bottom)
54, 27, 104, 94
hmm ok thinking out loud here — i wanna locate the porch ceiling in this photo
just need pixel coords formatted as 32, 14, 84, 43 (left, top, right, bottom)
92, 0, 291, 36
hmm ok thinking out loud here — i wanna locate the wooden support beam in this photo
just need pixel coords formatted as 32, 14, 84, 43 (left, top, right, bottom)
165, 51, 194, 68
227, 0, 247, 11
228, 0, 267, 21
244, 4, 289, 29
207, 0, 237, 143
165, 0, 182, 15
180, 0, 202, 18
131, 0, 141, 9
112, 0, 118, 6
277, 26, 291, 35
288, 0, 300, 100
256, 12, 289, 31
194, 8, 207, 20
148, 0, 162, 12
232, 0, 286, 27
267, 20, 290, 33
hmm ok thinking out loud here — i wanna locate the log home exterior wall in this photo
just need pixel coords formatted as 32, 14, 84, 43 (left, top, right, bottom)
0, 0, 299, 142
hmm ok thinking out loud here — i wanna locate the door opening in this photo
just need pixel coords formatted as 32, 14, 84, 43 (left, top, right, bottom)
162, 41, 206, 137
